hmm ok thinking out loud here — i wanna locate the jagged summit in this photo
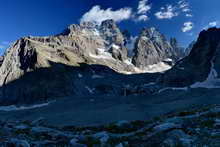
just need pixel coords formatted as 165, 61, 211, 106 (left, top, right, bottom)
132, 27, 181, 69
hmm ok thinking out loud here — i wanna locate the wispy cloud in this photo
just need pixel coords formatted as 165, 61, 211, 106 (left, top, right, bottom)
80, 6, 132, 25
155, 5, 178, 19
137, 15, 149, 21
154, 0, 192, 20
137, 0, 151, 14
178, 0, 190, 12
185, 14, 193, 17
178, 0, 193, 18
136, 0, 152, 21
209, 21, 218, 27
80, 0, 193, 24
182, 21, 194, 32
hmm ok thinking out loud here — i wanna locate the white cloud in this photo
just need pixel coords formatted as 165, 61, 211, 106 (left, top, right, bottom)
178, 0, 193, 17
137, 15, 149, 21
179, 0, 189, 10
80, 6, 132, 25
182, 21, 194, 32
137, 0, 151, 14
155, 5, 178, 19
186, 14, 193, 17
135, 0, 151, 22
209, 21, 218, 27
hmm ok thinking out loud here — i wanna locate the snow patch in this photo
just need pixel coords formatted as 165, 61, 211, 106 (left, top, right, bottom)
112, 44, 120, 50
78, 73, 83, 78
143, 82, 156, 87
159, 59, 220, 92
89, 48, 114, 60
92, 74, 104, 79
190, 60, 220, 88
177, 67, 185, 70
0, 102, 53, 112
141, 36, 149, 41
135, 62, 172, 73
158, 87, 188, 93
164, 58, 173, 62
85, 86, 95, 94
89, 52, 113, 60
124, 58, 133, 65
92, 29, 100, 36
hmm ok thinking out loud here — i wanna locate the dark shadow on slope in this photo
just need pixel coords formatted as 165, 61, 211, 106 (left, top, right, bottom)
0, 61, 162, 106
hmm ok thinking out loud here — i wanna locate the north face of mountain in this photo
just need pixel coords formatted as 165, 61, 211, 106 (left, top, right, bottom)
159, 27, 220, 87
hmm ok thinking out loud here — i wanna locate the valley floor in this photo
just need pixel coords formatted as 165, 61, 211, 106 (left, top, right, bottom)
0, 89, 220, 147
0, 88, 220, 127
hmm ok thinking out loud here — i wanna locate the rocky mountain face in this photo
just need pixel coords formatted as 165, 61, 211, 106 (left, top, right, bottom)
0, 19, 184, 105
185, 40, 196, 56
170, 37, 185, 59
132, 28, 182, 69
159, 27, 220, 87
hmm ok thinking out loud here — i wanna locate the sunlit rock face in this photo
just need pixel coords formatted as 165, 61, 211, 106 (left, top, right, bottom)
132, 27, 181, 69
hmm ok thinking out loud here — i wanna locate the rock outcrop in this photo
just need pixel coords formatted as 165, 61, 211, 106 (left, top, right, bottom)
160, 27, 220, 87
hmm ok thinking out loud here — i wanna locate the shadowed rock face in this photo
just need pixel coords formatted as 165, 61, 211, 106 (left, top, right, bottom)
159, 28, 220, 87
185, 40, 196, 56
170, 38, 185, 59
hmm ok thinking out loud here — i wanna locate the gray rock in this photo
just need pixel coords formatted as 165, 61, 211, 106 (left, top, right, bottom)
7, 138, 30, 147
70, 138, 87, 147
100, 19, 128, 61
31, 117, 46, 126
153, 123, 181, 132
115, 143, 124, 147
160, 28, 220, 87
162, 130, 193, 147
93, 131, 110, 144
132, 27, 180, 69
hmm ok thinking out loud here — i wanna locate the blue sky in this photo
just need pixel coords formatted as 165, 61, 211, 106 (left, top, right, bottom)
0, 0, 220, 55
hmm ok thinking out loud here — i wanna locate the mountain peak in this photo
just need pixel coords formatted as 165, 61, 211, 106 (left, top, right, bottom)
140, 27, 166, 42
100, 19, 117, 28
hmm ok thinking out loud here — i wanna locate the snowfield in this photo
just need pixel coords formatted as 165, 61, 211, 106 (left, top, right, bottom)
0, 102, 53, 112
191, 60, 220, 89
134, 61, 172, 73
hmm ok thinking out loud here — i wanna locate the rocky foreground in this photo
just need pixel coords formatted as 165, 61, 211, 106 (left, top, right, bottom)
1, 104, 220, 147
